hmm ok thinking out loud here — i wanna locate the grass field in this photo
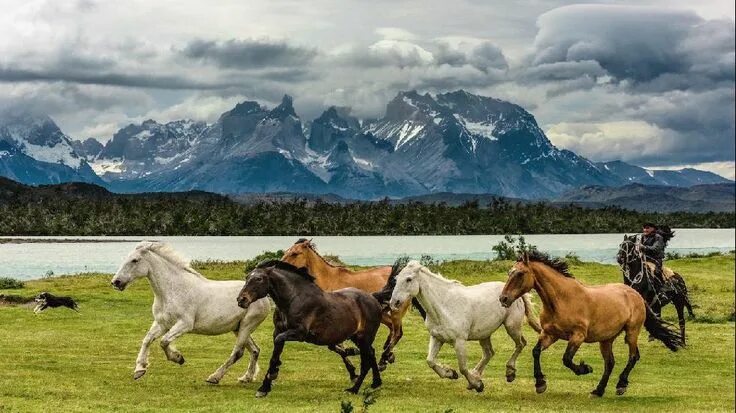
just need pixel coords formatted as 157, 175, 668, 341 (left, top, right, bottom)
1, 255, 733, 412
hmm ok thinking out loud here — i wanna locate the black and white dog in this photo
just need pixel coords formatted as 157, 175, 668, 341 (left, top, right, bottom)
34, 292, 79, 314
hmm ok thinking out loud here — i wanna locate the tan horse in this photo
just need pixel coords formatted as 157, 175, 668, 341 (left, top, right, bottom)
281, 239, 412, 370
498, 250, 684, 397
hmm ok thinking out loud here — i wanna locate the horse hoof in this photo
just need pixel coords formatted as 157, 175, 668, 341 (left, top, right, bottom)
238, 375, 254, 384
579, 364, 593, 375
590, 389, 604, 398
506, 372, 516, 383
378, 363, 387, 372
133, 370, 146, 380
344, 387, 359, 394
371, 380, 382, 389
177, 356, 186, 365
345, 348, 360, 356
475, 382, 485, 393
255, 390, 269, 398
387, 353, 395, 364
205, 376, 220, 385
616, 387, 627, 396
535, 383, 547, 394
448, 370, 459, 380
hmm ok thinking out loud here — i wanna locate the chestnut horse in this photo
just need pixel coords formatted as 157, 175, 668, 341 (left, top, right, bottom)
237, 260, 383, 397
281, 239, 414, 370
499, 251, 684, 397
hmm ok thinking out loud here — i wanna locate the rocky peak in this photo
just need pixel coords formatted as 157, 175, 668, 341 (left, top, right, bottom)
267, 95, 297, 120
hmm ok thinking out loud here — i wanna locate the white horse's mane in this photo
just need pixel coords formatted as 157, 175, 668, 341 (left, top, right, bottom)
137, 241, 204, 278
408, 262, 463, 286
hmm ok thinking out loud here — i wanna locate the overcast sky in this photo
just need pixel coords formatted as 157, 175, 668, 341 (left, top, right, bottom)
1, 0, 734, 177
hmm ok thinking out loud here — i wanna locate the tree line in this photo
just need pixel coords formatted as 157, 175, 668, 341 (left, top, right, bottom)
0, 194, 732, 235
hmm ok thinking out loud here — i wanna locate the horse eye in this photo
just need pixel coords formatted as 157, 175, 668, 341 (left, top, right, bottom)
132, 258, 140, 263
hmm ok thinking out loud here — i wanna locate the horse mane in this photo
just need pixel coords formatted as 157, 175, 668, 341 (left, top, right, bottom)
138, 241, 204, 278
256, 259, 317, 283
657, 225, 675, 246
416, 262, 463, 285
294, 238, 343, 268
522, 250, 573, 278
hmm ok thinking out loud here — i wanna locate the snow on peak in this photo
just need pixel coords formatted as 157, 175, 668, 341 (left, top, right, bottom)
396, 122, 425, 149
455, 115, 499, 142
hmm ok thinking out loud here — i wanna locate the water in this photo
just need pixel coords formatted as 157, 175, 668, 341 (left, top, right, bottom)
1, 229, 733, 280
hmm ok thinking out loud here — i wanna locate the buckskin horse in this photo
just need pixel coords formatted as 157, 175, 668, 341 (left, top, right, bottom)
237, 260, 383, 397
499, 250, 684, 397
281, 239, 416, 370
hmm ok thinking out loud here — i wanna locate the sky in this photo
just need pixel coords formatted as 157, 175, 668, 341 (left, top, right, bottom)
1, 0, 734, 178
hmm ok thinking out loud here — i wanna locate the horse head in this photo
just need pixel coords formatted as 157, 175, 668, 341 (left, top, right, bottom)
281, 238, 316, 269
237, 266, 271, 309
617, 235, 638, 267
389, 260, 422, 312
500, 258, 536, 307
111, 241, 159, 291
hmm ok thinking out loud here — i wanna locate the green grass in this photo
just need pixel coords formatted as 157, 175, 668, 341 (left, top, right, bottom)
1, 256, 733, 412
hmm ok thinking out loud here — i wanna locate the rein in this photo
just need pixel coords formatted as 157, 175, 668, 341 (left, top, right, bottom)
619, 238, 661, 306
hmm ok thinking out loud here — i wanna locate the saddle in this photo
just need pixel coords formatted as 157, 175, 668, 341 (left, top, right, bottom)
644, 262, 676, 280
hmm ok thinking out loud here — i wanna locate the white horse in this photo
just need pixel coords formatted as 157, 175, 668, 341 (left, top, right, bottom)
389, 260, 541, 392
111, 241, 270, 384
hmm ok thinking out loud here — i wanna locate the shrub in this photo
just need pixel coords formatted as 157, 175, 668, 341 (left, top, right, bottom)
492, 235, 536, 261
420, 254, 441, 269
564, 252, 583, 265
0, 277, 24, 289
243, 250, 285, 273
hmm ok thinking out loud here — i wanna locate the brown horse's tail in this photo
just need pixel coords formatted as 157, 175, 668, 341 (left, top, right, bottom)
521, 293, 542, 333
644, 304, 685, 351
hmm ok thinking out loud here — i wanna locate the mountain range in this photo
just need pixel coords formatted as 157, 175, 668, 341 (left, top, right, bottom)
0, 90, 731, 200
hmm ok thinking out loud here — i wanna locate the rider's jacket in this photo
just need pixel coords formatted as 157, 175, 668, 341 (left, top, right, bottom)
640, 232, 665, 261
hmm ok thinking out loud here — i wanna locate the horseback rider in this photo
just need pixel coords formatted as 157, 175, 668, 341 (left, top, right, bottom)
636, 222, 674, 297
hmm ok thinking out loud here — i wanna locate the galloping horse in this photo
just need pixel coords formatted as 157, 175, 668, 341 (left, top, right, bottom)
237, 260, 383, 397
618, 235, 695, 342
111, 241, 270, 384
281, 239, 413, 370
388, 261, 541, 392
499, 251, 684, 397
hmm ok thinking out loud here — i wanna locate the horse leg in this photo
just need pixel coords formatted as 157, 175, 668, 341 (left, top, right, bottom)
346, 337, 372, 394
205, 329, 250, 384
133, 321, 163, 380
329, 344, 358, 383
238, 336, 261, 383
562, 332, 593, 376
160, 320, 193, 365
615, 329, 640, 396
426, 335, 457, 379
533, 332, 559, 394
471, 338, 494, 379
503, 316, 527, 383
256, 328, 305, 398
454, 339, 484, 392
674, 299, 687, 345
648, 302, 662, 341
591, 339, 615, 397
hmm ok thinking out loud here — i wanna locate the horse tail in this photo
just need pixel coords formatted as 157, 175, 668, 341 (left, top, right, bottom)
521, 293, 542, 333
643, 304, 684, 351
411, 298, 426, 320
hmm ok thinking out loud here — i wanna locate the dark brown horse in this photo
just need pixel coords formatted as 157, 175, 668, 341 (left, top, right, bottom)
499, 251, 684, 397
237, 260, 383, 397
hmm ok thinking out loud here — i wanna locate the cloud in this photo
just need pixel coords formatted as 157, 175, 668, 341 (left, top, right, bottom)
179, 38, 317, 69
528, 5, 735, 90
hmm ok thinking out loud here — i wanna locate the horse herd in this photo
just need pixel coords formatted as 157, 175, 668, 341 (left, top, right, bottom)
110, 238, 687, 400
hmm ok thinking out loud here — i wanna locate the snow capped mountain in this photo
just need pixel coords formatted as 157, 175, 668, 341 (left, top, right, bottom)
0, 111, 103, 185
2, 91, 730, 198
595, 161, 731, 187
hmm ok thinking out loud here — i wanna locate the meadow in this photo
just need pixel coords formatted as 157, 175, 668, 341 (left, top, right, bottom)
0, 255, 733, 412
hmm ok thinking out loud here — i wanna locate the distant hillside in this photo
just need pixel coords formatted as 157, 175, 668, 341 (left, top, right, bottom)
558, 183, 735, 213
0, 177, 732, 235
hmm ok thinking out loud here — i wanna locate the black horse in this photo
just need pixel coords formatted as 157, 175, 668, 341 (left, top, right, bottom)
237, 260, 383, 397
617, 236, 695, 342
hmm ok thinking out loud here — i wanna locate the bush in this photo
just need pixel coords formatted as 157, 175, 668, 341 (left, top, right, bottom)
491, 235, 536, 261
420, 254, 441, 269
564, 252, 583, 265
0, 277, 24, 289
243, 250, 285, 273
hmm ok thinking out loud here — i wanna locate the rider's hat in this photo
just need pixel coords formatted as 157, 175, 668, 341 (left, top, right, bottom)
642, 222, 657, 229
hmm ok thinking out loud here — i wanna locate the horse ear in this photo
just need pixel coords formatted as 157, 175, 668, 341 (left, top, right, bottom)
623, 234, 628, 240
